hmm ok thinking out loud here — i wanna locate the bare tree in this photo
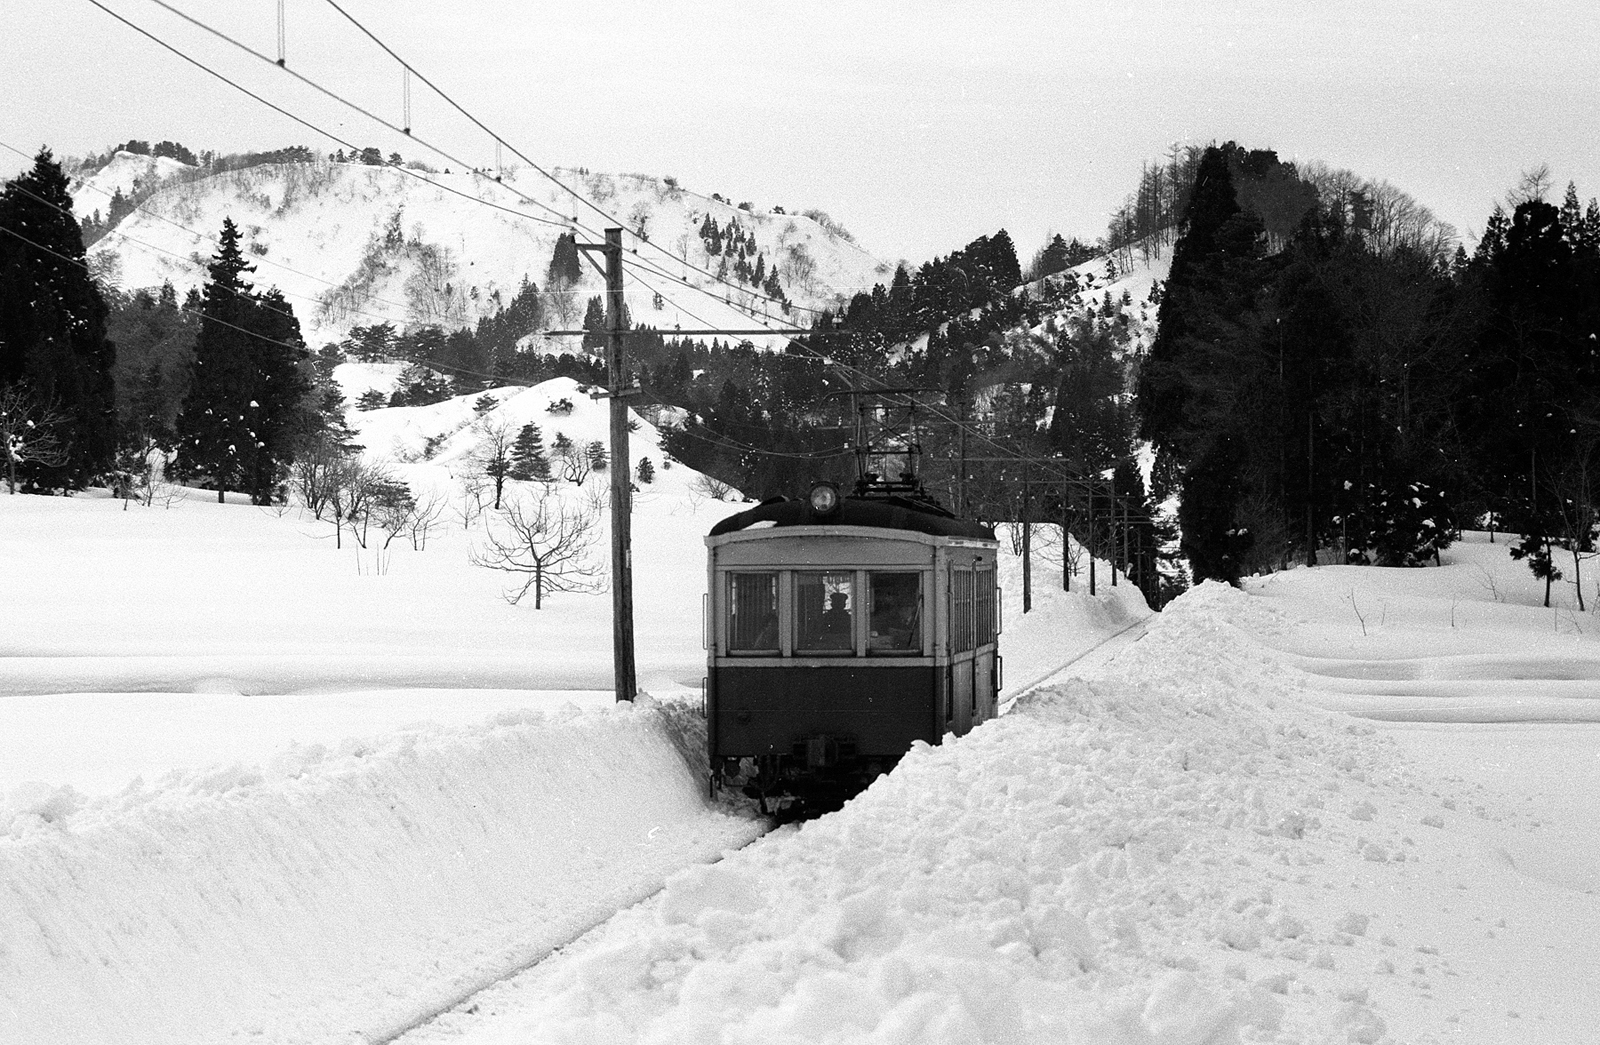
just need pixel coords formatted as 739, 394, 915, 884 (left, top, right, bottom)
325, 459, 394, 550
551, 432, 592, 485
471, 487, 604, 608
542, 274, 581, 330
780, 242, 818, 296
690, 471, 735, 501
1509, 163, 1554, 207
454, 467, 490, 529
473, 418, 517, 509
291, 436, 352, 520
0, 385, 70, 494
405, 491, 447, 550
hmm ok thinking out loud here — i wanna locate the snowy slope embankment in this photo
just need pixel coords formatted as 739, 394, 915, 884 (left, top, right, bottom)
0, 699, 763, 1045
399, 578, 1600, 1045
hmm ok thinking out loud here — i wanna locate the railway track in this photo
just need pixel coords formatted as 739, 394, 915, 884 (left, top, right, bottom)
999, 615, 1151, 714
368, 820, 772, 1045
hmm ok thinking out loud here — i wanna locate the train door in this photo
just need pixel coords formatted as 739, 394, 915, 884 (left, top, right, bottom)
974, 563, 997, 723
947, 562, 976, 735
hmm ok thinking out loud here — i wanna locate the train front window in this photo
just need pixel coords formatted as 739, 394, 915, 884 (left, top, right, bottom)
794, 571, 855, 653
868, 572, 922, 654
727, 572, 779, 652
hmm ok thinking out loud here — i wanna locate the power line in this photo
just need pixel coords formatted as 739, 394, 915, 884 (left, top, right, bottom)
82, 1, 814, 344
82, 1, 569, 232
135, 0, 575, 228
305, 0, 832, 319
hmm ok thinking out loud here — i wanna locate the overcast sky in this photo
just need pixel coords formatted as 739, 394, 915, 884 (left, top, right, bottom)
3, 1, 1597, 264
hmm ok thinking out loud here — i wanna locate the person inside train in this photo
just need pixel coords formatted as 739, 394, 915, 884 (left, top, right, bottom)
752, 610, 779, 649
871, 595, 919, 651
819, 592, 852, 647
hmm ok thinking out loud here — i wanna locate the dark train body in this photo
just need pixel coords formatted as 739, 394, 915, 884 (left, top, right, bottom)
705, 484, 1001, 808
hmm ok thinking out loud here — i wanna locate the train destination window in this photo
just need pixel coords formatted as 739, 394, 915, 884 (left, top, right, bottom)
868, 572, 922, 654
794, 571, 855, 653
727, 572, 779, 652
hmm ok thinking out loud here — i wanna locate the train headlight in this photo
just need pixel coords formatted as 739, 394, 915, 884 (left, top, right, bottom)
809, 482, 840, 515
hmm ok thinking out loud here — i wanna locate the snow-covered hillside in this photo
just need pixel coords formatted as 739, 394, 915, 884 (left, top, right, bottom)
79, 154, 888, 347
68, 150, 195, 222
1024, 249, 1170, 359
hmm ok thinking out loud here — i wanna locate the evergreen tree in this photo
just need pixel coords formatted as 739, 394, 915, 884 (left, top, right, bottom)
510, 421, 550, 481
545, 233, 583, 288
0, 147, 118, 490
1135, 143, 1272, 583
1463, 196, 1600, 601
581, 295, 607, 350
636, 456, 654, 484
242, 286, 314, 501
172, 217, 311, 503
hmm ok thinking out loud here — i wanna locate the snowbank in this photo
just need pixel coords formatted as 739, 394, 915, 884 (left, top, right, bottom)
401, 581, 1600, 1045
0, 698, 763, 1044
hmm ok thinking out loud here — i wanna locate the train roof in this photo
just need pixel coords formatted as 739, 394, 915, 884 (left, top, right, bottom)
708, 495, 996, 541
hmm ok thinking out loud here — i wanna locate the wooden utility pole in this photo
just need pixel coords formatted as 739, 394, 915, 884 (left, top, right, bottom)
956, 400, 968, 518
575, 228, 637, 702
1087, 481, 1097, 596
1109, 472, 1118, 587
1061, 479, 1071, 593
1021, 465, 1032, 613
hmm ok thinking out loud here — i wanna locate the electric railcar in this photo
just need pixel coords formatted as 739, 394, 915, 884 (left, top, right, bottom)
705, 481, 1001, 808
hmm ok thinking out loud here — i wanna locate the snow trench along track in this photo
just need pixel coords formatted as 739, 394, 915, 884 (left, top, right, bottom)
369, 823, 773, 1045
379, 619, 1156, 1044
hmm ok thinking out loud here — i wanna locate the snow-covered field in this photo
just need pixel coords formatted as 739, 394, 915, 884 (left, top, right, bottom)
4, 377, 1599, 1043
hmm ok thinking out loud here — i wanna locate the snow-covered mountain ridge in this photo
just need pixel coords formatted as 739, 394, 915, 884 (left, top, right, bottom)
75, 152, 890, 348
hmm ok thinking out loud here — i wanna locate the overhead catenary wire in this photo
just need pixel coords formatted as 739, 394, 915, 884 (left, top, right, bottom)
133, 0, 574, 228
78, 1, 807, 341
81, 1, 570, 232
85, 0, 834, 350
284, 0, 833, 318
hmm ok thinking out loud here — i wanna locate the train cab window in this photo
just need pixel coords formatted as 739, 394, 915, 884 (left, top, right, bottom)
794, 571, 855, 654
868, 572, 922, 654
726, 572, 779, 653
